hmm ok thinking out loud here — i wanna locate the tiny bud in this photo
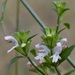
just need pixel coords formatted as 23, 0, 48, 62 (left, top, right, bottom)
21, 43, 26, 47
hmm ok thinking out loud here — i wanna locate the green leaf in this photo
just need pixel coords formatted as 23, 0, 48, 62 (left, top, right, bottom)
13, 32, 21, 44
53, 1, 67, 15
45, 28, 51, 36
8, 56, 24, 69
15, 46, 26, 56
60, 45, 75, 62
43, 62, 55, 73
64, 23, 70, 29
20, 31, 30, 42
27, 34, 37, 41
30, 49, 37, 56
60, 8, 69, 16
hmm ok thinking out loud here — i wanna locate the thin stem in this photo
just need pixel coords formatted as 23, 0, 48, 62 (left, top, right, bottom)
21, 0, 46, 30
27, 56, 46, 75
67, 57, 75, 69
16, 0, 20, 31
0, 0, 7, 35
56, 16, 60, 33
55, 67, 61, 75
15, 0, 20, 75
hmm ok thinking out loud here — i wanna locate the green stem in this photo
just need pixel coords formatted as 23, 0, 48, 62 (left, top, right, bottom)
16, 0, 20, 31
15, 0, 20, 75
27, 56, 46, 75
55, 67, 61, 75
0, 0, 7, 35
21, 0, 46, 30
67, 57, 75, 69
56, 16, 60, 33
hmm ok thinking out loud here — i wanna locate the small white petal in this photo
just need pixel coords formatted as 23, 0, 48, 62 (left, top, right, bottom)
4, 36, 18, 45
21, 43, 26, 47
56, 42, 62, 47
53, 43, 62, 55
50, 54, 61, 63
35, 44, 50, 63
35, 44, 50, 54
35, 44, 40, 48
7, 45, 19, 53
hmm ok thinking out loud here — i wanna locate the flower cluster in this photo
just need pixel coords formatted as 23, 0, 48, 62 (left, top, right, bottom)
35, 38, 67, 63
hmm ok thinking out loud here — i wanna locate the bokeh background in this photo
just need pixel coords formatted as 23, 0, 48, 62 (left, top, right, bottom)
0, 0, 75, 75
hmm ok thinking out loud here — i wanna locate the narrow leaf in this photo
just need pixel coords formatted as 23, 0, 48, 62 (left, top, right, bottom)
60, 45, 75, 62
8, 56, 24, 69
27, 34, 38, 41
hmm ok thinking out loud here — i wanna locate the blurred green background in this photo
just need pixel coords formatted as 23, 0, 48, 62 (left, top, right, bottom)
0, 0, 75, 75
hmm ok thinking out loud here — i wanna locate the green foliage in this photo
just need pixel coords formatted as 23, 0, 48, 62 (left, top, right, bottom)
53, 1, 69, 25
64, 23, 70, 29
60, 45, 75, 63
13, 30, 37, 56
53, 1, 69, 15
41, 28, 60, 49
8, 56, 24, 69
30, 49, 37, 56
58, 28, 66, 34
44, 55, 52, 66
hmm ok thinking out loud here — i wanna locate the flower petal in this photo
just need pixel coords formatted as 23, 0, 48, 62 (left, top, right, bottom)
7, 45, 19, 53
5, 36, 19, 53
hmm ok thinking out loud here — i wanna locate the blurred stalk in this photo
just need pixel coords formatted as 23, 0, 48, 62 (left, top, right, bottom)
21, 0, 46, 30
55, 67, 61, 75
15, 0, 20, 75
67, 57, 75, 69
0, 0, 7, 35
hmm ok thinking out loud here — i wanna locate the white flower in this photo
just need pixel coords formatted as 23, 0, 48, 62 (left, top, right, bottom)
35, 53, 46, 63
50, 38, 68, 63
4, 36, 19, 53
35, 44, 50, 54
35, 44, 50, 63
50, 42, 62, 63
